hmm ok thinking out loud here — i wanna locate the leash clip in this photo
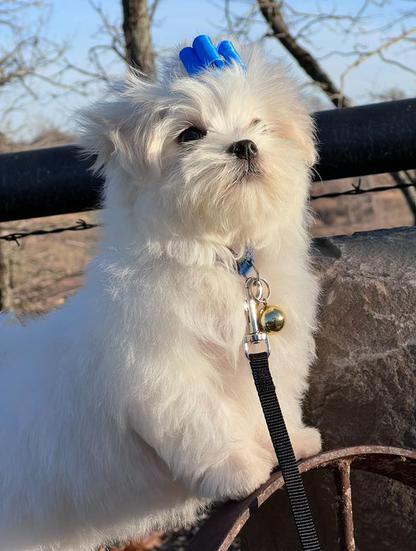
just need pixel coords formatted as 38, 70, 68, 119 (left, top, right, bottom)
244, 275, 271, 359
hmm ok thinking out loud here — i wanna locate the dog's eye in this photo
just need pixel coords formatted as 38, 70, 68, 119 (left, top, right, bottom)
178, 126, 206, 143
251, 118, 269, 133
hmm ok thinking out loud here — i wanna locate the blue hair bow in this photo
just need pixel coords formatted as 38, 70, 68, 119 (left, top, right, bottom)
179, 35, 244, 76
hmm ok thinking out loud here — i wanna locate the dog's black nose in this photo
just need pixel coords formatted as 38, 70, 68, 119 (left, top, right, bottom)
228, 139, 258, 160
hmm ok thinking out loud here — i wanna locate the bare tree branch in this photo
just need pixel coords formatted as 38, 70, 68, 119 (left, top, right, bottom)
339, 26, 416, 98
0, 2, 68, 107
257, 0, 352, 107
149, 0, 160, 22
88, 1, 126, 62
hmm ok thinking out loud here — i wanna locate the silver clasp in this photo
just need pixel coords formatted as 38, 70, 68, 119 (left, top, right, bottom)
244, 275, 271, 358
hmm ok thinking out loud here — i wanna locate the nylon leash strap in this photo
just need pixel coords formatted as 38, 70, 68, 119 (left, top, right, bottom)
240, 258, 322, 551
248, 351, 321, 551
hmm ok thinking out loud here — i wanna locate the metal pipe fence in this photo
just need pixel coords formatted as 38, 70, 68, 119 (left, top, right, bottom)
0, 98, 415, 223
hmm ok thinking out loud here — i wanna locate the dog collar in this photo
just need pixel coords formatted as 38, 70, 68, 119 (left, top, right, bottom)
179, 35, 244, 76
236, 248, 256, 277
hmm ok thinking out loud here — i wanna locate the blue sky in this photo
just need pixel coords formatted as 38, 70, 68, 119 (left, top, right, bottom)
2, 0, 415, 139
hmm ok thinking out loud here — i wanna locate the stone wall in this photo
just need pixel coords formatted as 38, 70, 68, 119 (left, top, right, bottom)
304, 227, 416, 550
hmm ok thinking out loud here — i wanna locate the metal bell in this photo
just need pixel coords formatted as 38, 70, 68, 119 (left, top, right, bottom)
259, 305, 285, 333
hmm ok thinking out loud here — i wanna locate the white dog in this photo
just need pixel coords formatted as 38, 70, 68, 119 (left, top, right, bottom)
0, 40, 321, 550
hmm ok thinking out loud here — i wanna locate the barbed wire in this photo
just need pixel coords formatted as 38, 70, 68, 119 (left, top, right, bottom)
310, 177, 416, 200
0, 219, 100, 246
0, 177, 415, 245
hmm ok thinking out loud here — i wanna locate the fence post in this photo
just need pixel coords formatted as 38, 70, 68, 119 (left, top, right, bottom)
0, 243, 13, 311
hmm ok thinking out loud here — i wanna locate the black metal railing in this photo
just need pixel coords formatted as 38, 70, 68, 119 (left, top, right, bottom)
0, 98, 415, 223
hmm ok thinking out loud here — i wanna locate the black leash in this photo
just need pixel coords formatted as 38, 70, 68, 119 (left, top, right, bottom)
248, 351, 322, 551
236, 252, 321, 550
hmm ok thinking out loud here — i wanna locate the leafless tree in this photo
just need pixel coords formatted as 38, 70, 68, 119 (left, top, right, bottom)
0, 0, 160, 123
0, 1, 67, 132
122, 0, 157, 77
61, 0, 160, 91
257, 0, 351, 107
221, 1, 415, 108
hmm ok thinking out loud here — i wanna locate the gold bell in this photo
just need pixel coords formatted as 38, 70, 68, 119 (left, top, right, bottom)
258, 305, 285, 333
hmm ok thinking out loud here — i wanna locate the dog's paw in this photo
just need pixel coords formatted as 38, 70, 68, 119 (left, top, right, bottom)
291, 426, 322, 460
197, 447, 274, 501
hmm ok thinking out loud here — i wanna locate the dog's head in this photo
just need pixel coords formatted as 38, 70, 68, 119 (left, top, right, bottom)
79, 41, 316, 248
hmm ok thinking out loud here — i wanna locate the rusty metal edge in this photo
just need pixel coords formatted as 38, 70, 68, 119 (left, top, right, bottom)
187, 445, 416, 551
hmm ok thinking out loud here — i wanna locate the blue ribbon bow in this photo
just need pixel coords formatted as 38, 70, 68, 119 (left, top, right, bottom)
179, 35, 244, 76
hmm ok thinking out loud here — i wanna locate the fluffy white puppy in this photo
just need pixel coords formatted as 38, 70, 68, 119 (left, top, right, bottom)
0, 42, 321, 550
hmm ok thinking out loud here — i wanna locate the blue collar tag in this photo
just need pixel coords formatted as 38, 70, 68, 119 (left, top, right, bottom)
180, 35, 245, 76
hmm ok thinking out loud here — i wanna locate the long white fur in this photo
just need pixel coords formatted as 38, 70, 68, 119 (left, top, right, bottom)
0, 43, 321, 550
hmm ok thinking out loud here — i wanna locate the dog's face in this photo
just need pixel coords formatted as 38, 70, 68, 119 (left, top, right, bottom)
80, 46, 316, 248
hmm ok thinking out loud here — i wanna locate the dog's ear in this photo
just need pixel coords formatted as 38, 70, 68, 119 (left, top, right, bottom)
279, 112, 317, 167
270, 73, 317, 167
78, 73, 167, 175
78, 97, 132, 174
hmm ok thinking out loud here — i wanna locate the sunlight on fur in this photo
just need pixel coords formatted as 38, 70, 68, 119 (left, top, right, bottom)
0, 41, 321, 550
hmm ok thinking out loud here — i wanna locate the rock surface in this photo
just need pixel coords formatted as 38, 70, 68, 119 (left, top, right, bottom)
304, 227, 416, 551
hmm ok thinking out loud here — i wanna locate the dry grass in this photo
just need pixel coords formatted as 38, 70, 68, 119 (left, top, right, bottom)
1, 212, 99, 316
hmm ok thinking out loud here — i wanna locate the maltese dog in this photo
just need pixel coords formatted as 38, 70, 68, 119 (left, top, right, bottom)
0, 37, 321, 550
